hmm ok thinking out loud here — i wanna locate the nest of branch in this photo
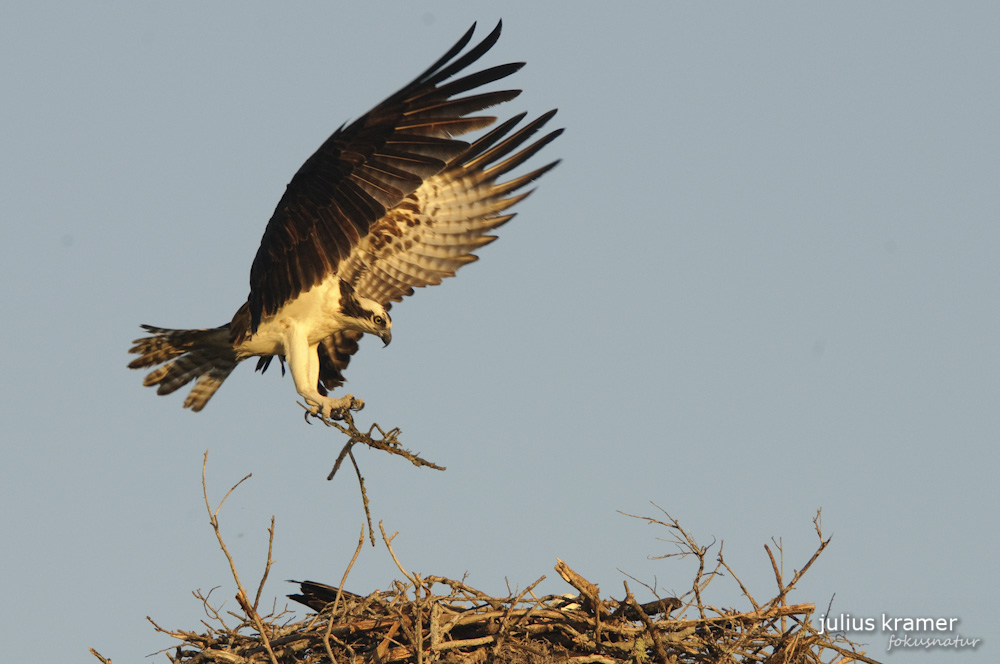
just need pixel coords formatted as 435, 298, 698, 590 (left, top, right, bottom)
90, 438, 881, 664
138, 561, 875, 664
109, 510, 879, 664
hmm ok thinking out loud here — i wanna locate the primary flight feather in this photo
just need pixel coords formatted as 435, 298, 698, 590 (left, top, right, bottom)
128, 21, 562, 418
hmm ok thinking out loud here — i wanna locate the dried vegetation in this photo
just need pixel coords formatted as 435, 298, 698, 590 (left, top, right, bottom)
91, 416, 882, 664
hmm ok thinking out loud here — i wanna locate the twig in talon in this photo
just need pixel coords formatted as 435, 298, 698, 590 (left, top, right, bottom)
315, 409, 446, 478
328, 440, 357, 481
348, 453, 376, 544
309, 406, 444, 530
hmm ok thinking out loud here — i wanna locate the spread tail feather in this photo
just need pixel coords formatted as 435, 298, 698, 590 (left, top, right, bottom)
128, 325, 238, 411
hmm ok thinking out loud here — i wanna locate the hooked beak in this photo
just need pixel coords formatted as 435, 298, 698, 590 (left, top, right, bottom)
379, 329, 392, 347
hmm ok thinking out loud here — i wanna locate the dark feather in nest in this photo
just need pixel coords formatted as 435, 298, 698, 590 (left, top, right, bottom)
287, 580, 365, 612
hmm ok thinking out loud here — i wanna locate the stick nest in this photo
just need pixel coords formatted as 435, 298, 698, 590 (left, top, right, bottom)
90, 433, 882, 664
99, 509, 878, 664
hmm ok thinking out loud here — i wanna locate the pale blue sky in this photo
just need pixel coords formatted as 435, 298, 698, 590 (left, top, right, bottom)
2, 2, 997, 661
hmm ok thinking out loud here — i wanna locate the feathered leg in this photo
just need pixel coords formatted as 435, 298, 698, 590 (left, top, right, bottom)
284, 325, 362, 418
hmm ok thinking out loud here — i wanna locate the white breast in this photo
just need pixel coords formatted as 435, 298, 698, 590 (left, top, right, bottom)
236, 275, 346, 357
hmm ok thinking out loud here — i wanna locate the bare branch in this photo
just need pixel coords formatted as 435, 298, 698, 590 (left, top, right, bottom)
200, 453, 279, 664
253, 516, 276, 611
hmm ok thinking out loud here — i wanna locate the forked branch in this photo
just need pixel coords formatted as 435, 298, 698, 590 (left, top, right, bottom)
303, 406, 446, 534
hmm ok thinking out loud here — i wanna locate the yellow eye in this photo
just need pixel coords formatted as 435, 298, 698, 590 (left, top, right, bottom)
374, 316, 385, 326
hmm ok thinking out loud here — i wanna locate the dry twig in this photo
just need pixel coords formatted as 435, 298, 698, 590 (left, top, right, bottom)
300, 406, 445, 478
302, 406, 446, 533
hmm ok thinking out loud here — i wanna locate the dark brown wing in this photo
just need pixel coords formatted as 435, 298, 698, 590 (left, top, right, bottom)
315, 111, 562, 391
315, 330, 363, 393
248, 21, 523, 332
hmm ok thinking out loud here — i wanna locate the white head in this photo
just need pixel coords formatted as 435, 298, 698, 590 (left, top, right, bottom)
338, 280, 392, 346
355, 296, 392, 347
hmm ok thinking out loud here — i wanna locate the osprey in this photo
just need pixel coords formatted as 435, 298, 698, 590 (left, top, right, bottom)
128, 22, 561, 418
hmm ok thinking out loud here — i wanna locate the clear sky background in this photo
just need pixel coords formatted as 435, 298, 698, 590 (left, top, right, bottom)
2, 2, 996, 661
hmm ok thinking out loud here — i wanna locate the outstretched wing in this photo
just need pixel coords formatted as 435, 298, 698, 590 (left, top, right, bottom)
248, 21, 523, 333
340, 110, 561, 305
314, 109, 562, 392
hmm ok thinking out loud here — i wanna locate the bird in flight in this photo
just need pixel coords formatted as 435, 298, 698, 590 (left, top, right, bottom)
128, 22, 561, 419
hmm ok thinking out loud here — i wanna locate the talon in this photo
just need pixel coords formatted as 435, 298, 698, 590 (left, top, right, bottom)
300, 393, 365, 422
